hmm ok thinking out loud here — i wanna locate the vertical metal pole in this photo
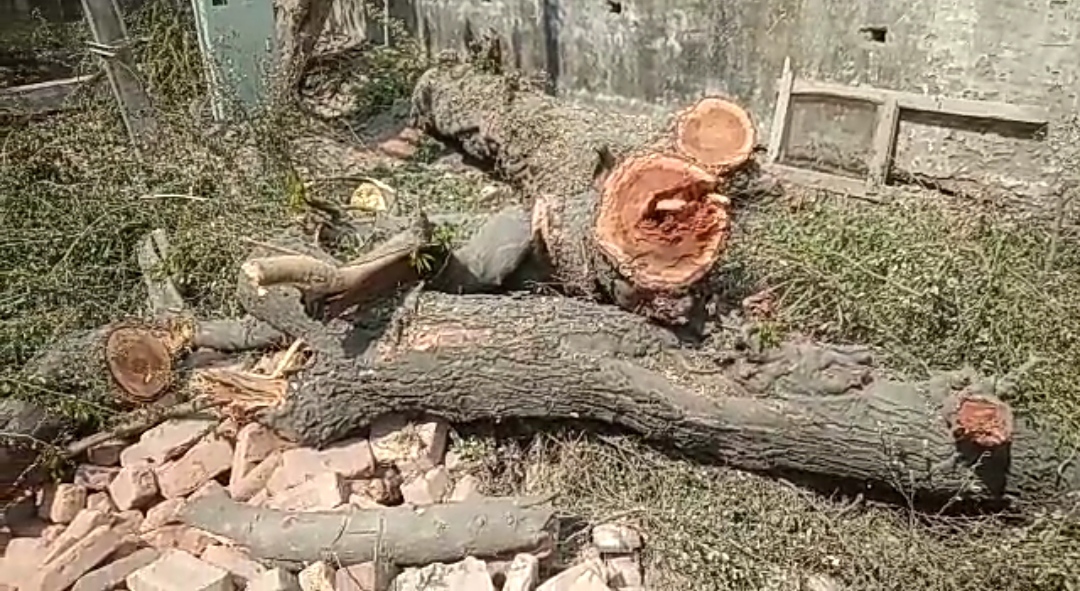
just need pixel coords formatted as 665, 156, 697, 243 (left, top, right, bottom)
80, 0, 158, 152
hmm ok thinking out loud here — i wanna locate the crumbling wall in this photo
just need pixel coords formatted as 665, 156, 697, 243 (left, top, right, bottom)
388, 0, 1080, 211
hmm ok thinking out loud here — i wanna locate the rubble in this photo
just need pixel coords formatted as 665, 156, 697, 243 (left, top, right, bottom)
0, 413, 597, 591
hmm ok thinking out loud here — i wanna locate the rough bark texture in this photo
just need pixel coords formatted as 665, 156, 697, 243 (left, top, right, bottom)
179, 494, 555, 568
264, 292, 1079, 508
411, 63, 732, 324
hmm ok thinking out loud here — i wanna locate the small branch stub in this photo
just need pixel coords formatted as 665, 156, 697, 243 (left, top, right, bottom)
674, 96, 757, 174
948, 393, 1015, 448
594, 154, 730, 293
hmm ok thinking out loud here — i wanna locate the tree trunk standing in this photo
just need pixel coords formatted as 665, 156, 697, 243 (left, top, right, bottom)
260, 292, 1079, 508
272, 0, 333, 106
410, 64, 757, 326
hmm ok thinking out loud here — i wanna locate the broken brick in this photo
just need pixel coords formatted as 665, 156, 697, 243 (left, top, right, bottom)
140, 525, 217, 556
109, 465, 160, 511
41, 509, 111, 565
73, 547, 161, 591
127, 549, 232, 591
156, 435, 233, 499
247, 569, 300, 591
120, 419, 216, 468
368, 416, 449, 474
230, 424, 291, 487
448, 474, 482, 502
502, 554, 540, 591
200, 545, 265, 585
297, 562, 335, 591
141, 498, 186, 533
267, 472, 345, 512
86, 492, 116, 513
25, 524, 123, 591
229, 451, 281, 502
400, 466, 449, 506
318, 438, 376, 479
334, 562, 398, 591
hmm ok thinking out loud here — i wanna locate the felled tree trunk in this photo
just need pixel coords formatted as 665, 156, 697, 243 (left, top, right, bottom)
179, 494, 555, 568
257, 292, 1079, 508
410, 64, 758, 325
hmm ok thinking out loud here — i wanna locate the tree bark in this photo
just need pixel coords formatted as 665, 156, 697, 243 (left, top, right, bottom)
410, 64, 755, 326
179, 494, 555, 568
262, 292, 1079, 508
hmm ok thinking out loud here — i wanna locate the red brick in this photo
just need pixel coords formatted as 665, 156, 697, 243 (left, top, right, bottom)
120, 419, 216, 468
25, 525, 123, 591
156, 436, 233, 499
228, 451, 281, 502
230, 424, 291, 487
109, 465, 160, 510
267, 472, 345, 512
126, 549, 232, 591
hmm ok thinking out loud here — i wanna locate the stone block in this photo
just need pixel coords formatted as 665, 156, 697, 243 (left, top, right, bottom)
86, 492, 116, 513
113, 510, 145, 537
317, 439, 375, 479
38, 483, 87, 524
0, 537, 46, 589
447, 474, 482, 503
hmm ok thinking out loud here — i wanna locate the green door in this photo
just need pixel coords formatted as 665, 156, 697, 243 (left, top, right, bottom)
191, 0, 275, 119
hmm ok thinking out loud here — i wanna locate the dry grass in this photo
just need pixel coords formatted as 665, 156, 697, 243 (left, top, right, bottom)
464, 432, 1080, 591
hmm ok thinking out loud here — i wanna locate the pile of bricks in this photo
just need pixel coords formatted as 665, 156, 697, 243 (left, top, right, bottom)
0, 414, 644, 591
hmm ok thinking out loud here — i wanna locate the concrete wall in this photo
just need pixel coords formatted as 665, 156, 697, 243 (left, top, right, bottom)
383, 0, 1080, 208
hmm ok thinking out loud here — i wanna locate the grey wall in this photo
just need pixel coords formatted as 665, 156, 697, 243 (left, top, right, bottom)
397, 0, 1080, 208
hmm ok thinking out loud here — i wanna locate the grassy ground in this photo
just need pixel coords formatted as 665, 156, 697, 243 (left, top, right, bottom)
3, 3, 1080, 590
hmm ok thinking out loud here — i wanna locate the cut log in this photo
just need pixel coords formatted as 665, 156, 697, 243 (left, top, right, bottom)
23, 321, 185, 409
673, 96, 757, 174
178, 494, 555, 567
260, 292, 1079, 508
593, 154, 732, 298
411, 64, 756, 325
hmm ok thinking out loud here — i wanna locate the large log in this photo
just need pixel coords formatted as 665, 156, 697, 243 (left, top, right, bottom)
259, 292, 1079, 508
410, 63, 758, 326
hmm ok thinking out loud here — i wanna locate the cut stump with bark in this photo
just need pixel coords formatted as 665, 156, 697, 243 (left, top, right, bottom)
593, 154, 731, 303
253, 292, 1079, 509
673, 96, 757, 174
23, 321, 185, 409
179, 494, 556, 567
411, 64, 758, 326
